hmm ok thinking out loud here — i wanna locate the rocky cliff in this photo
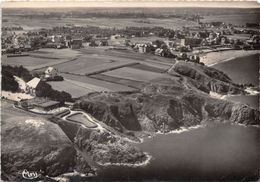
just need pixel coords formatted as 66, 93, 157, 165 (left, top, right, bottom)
75, 90, 259, 135
52, 117, 147, 165
74, 62, 259, 135
168, 61, 246, 94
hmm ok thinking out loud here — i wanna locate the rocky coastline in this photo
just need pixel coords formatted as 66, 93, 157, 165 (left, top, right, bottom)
2, 59, 259, 181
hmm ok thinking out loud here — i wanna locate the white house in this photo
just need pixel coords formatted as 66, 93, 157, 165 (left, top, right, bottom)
45, 67, 58, 79
26, 77, 42, 96
155, 48, 165, 56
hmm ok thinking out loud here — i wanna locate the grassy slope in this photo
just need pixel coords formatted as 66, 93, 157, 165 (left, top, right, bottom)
1, 101, 91, 180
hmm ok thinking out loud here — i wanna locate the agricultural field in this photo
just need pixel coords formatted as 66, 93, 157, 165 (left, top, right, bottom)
55, 53, 138, 75
91, 74, 146, 89
61, 73, 137, 92
30, 48, 82, 59
48, 80, 94, 98
201, 13, 260, 26
66, 113, 98, 128
79, 47, 175, 69
128, 63, 167, 73
103, 67, 164, 82
2, 48, 81, 71
2, 56, 68, 70
3, 16, 197, 30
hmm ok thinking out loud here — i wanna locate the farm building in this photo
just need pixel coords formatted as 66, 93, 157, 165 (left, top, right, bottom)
98, 40, 109, 46
189, 55, 200, 63
45, 67, 58, 79
155, 48, 172, 57
26, 77, 43, 96
180, 38, 202, 47
139, 46, 146, 53
70, 39, 83, 49
21, 97, 61, 111
34, 100, 61, 111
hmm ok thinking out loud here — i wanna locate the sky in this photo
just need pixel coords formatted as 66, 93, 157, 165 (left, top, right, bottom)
2, 1, 260, 8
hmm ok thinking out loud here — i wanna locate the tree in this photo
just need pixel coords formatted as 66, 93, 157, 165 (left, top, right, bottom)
2, 68, 19, 92
152, 40, 165, 48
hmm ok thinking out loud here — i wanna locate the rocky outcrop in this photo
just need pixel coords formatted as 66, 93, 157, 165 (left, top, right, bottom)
52, 117, 147, 165
74, 126, 147, 165
74, 93, 143, 133
75, 84, 259, 135
168, 61, 245, 94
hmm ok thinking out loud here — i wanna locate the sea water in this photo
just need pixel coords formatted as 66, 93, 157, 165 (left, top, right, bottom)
91, 123, 259, 181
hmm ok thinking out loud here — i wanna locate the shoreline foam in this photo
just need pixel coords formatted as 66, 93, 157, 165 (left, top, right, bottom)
156, 124, 205, 135
96, 152, 152, 167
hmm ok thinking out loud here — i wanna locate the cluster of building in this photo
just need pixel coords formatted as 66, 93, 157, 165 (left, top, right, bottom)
128, 21, 260, 63
2, 19, 259, 56
1, 32, 84, 54
20, 67, 60, 97
13, 66, 65, 112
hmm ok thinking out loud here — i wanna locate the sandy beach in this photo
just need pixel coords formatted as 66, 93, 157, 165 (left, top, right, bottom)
200, 50, 260, 66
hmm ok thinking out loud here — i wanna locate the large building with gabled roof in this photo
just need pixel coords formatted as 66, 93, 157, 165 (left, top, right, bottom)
26, 77, 43, 96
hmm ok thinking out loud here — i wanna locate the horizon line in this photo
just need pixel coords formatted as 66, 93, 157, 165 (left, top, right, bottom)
2, 1, 260, 9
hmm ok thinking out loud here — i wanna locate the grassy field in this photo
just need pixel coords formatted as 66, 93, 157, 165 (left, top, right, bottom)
30, 48, 82, 59
129, 63, 166, 73
79, 47, 175, 69
2, 45, 173, 97
55, 52, 139, 75
2, 55, 69, 70
61, 73, 137, 92
1, 100, 69, 152
48, 80, 95, 98
91, 74, 146, 89
103, 67, 164, 82
201, 13, 260, 26
2, 48, 81, 71
3, 16, 197, 30
67, 113, 98, 128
